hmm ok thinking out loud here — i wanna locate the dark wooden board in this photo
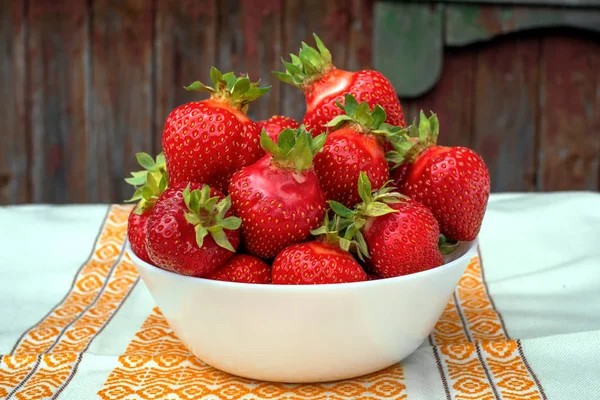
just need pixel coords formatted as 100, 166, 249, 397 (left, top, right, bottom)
154, 0, 218, 153
28, 0, 90, 203
90, 0, 154, 203
538, 32, 600, 191
0, 0, 28, 204
472, 35, 540, 192
346, 0, 374, 72
401, 47, 476, 149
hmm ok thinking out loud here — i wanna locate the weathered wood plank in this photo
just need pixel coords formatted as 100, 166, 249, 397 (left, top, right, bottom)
28, 0, 89, 203
346, 0, 374, 72
538, 33, 600, 191
281, 0, 350, 121
0, 0, 28, 204
154, 0, 218, 154
446, 4, 600, 46
472, 35, 540, 192
90, 0, 154, 203
401, 47, 476, 148
214, 0, 282, 122
373, 1, 443, 98
239, 0, 282, 121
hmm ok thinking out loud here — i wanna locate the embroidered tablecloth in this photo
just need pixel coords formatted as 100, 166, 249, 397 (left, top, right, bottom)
1, 192, 599, 399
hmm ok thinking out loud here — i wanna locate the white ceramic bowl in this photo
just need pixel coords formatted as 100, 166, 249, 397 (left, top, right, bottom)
128, 238, 478, 383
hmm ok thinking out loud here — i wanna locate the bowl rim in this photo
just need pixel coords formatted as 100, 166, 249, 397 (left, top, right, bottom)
127, 238, 478, 291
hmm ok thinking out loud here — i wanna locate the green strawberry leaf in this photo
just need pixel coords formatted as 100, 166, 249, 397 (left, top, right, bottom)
195, 225, 209, 248
343, 93, 359, 117
371, 105, 386, 128
209, 227, 236, 252
277, 128, 296, 154
313, 33, 332, 64
136, 152, 156, 170
358, 171, 372, 204
260, 130, 282, 158
328, 200, 354, 218
365, 202, 397, 217
220, 216, 242, 230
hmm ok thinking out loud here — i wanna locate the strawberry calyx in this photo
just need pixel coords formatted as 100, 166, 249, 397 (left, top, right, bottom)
274, 33, 334, 89
184, 67, 270, 114
260, 125, 326, 172
182, 184, 242, 252
124, 152, 168, 215
325, 94, 404, 140
387, 110, 439, 167
327, 172, 407, 260
309, 212, 366, 257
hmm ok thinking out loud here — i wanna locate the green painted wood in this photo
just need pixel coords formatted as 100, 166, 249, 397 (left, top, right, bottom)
446, 4, 600, 46
373, 1, 443, 98
395, 0, 600, 8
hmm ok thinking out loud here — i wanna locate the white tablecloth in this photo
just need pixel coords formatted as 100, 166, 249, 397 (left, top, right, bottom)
1, 192, 599, 399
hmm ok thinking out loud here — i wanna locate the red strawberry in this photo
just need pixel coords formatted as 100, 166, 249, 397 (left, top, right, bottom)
272, 241, 367, 284
146, 182, 241, 277
275, 34, 405, 136
229, 126, 327, 259
367, 273, 383, 281
390, 112, 490, 241
256, 115, 300, 143
314, 94, 404, 208
162, 67, 269, 193
330, 172, 444, 278
272, 213, 367, 284
124, 152, 169, 263
207, 254, 271, 284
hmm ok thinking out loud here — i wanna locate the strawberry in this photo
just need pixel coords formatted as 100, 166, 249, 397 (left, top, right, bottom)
314, 93, 404, 207
146, 182, 241, 277
275, 34, 405, 137
161, 67, 269, 193
207, 254, 271, 284
124, 152, 168, 263
330, 172, 444, 278
389, 112, 490, 241
229, 126, 327, 259
256, 115, 300, 143
272, 214, 367, 284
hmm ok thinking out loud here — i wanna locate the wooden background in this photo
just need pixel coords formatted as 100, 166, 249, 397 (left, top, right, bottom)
1, 0, 599, 205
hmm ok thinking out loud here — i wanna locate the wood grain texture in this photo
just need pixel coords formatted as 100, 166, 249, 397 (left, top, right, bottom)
90, 0, 154, 203
446, 4, 600, 46
239, 0, 282, 121
401, 47, 476, 148
281, 0, 350, 121
472, 35, 540, 192
0, 0, 28, 204
28, 0, 89, 203
154, 0, 218, 154
346, 0, 374, 72
538, 32, 600, 191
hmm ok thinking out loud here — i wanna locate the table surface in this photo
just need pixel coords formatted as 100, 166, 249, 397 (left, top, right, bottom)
0, 192, 599, 399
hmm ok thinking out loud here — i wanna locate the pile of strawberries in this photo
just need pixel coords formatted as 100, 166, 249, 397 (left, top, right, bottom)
126, 35, 490, 285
